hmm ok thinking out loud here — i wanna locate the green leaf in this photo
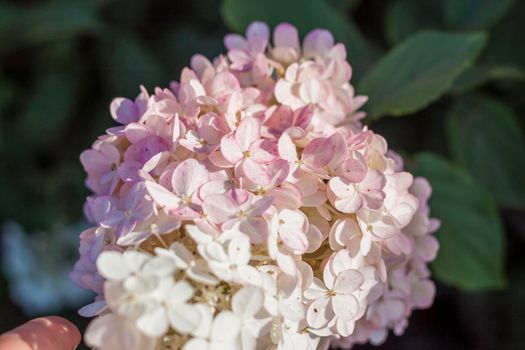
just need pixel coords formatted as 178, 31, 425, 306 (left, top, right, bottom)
446, 95, 525, 209
327, 0, 362, 13
385, 0, 442, 45
221, 0, 378, 76
412, 152, 506, 291
444, 0, 515, 29
0, 0, 101, 52
359, 31, 486, 119
451, 64, 525, 94
482, 1, 525, 72
100, 32, 166, 97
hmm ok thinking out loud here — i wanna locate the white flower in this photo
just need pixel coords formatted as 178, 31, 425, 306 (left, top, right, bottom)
232, 286, 273, 350
355, 208, 399, 255
156, 242, 219, 285
186, 224, 261, 285
97, 250, 175, 337
85, 313, 157, 350
184, 305, 242, 350
304, 250, 377, 337
258, 265, 310, 349
166, 280, 202, 334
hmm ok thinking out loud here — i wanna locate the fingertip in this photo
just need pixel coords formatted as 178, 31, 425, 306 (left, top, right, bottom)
0, 316, 81, 350
39, 316, 81, 349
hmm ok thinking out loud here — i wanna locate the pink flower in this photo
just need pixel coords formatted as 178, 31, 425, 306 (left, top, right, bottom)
271, 23, 301, 64
70, 228, 112, 294
263, 104, 313, 139
301, 133, 349, 178
146, 159, 209, 219
110, 86, 149, 125
220, 117, 277, 184
224, 21, 269, 72
80, 141, 121, 195
327, 170, 386, 213
203, 189, 272, 243
99, 183, 154, 238
179, 113, 224, 154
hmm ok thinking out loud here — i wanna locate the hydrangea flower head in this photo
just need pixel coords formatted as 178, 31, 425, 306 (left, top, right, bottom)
72, 21, 439, 350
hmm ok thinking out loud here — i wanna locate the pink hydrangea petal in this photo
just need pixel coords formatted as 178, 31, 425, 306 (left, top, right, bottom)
411, 279, 436, 308
203, 193, 238, 224
241, 158, 271, 185
273, 23, 300, 49
302, 137, 334, 169
249, 139, 277, 163
110, 98, 139, 125
235, 117, 261, 151
238, 217, 268, 244
246, 21, 270, 44
145, 181, 181, 211
303, 29, 334, 58
224, 33, 247, 50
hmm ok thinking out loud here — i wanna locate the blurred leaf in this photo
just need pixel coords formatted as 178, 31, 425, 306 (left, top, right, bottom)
328, 0, 362, 13
160, 26, 224, 77
190, 0, 226, 22
103, 0, 151, 28
221, 0, 379, 76
385, 0, 442, 45
0, 0, 101, 52
447, 95, 525, 209
359, 31, 486, 119
15, 72, 79, 151
482, 1, 525, 71
99, 32, 166, 97
412, 152, 506, 291
444, 0, 515, 29
451, 64, 525, 94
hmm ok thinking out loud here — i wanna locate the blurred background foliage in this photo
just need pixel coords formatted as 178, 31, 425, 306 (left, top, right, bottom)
0, 0, 524, 349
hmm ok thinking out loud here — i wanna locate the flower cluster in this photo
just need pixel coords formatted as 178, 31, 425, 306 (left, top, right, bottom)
71, 22, 439, 350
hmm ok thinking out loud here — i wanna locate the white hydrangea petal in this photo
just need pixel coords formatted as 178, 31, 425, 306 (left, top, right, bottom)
211, 311, 241, 342
232, 286, 264, 318
123, 250, 151, 272
169, 280, 194, 303
97, 251, 131, 280
306, 296, 331, 329
136, 304, 168, 336
336, 318, 356, 337
85, 313, 113, 346
333, 269, 364, 294
168, 242, 194, 268
183, 338, 209, 350
236, 265, 262, 286
278, 299, 304, 322
168, 303, 202, 334
142, 256, 176, 277
332, 293, 359, 320
187, 263, 220, 285
186, 224, 214, 244
303, 278, 326, 300
228, 236, 251, 265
